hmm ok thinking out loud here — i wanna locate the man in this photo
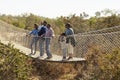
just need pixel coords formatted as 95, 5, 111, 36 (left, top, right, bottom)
45, 24, 55, 59
38, 21, 47, 58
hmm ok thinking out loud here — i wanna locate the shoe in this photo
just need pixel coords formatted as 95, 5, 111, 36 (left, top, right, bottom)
62, 57, 67, 61
36, 56, 44, 59
67, 57, 73, 60
45, 56, 52, 59
62, 59, 67, 61
29, 53, 33, 56
32, 52, 36, 55
39, 56, 44, 59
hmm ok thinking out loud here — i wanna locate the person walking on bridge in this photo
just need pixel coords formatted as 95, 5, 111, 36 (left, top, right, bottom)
45, 24, 55, 59
26, 23, 39, 55
58, 33, 67, 61
64, 23, 76, 60
38, 21, 47, 58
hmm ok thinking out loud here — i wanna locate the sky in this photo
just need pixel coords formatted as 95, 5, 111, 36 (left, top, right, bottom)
0, 0, 120, 18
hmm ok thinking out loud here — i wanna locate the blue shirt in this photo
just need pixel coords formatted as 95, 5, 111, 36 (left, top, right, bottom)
29, 29, 39, 36
65, 28, 74, 36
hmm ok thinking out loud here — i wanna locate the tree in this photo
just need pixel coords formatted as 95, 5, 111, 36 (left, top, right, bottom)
95, 11, 101, 18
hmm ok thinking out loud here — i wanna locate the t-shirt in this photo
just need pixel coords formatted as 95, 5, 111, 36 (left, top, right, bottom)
65, 28, 74, 36
29, 29, 39, 37
65, 28, 76, 47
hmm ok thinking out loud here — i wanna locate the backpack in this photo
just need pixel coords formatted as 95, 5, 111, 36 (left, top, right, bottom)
65, 28, 77, 47
38, 27, 46, 36
66, 36, 76, 47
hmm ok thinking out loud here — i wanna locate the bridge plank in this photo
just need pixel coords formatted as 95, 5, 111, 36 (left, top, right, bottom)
30, 54, 86, 62
0, 37, 86, 62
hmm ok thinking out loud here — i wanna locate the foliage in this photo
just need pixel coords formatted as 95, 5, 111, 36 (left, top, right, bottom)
0, 42, 32, 80
0, 9, 120, 79
0, 42, 120, 80
0, 9, 120, 34
75, 45, 120, 80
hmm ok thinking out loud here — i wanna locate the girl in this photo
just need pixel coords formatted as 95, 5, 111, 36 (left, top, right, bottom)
58, 33, 67, 61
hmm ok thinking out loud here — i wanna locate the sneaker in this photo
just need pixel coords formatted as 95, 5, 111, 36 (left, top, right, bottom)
67, 57, 73, 60
62, 57, 67, 61
29, 53, 33, 56
62, 59, 67, 61
39, 56, 44, 59
32, 52, 36, 55
45, 56, 52, 59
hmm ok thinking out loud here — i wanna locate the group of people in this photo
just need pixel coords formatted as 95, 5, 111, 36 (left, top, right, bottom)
27, 21, 76, 61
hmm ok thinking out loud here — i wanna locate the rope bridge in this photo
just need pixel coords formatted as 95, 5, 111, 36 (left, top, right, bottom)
0, 20, 120, 59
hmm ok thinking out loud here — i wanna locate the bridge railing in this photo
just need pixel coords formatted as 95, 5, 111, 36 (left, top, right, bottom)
0, 20, 120, 58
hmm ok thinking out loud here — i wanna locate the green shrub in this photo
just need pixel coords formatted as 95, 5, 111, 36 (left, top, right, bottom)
0, 42, 32, 80
75, 45, 120, 80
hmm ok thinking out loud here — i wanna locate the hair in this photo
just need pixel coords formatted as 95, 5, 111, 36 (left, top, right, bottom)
43, 20, 47, 24
34, 23, 38, 29
61, 33, 66, 36
47, 24, 51, 27
65, 23, 72, 28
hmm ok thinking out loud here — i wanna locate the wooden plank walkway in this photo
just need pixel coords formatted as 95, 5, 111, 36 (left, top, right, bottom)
0, 36, 86, 62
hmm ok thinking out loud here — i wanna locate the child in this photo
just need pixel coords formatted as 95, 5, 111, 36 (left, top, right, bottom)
58, 33, 67, 61
26, 23, 39, 55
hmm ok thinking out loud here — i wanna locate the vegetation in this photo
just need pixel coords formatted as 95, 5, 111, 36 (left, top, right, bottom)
0, 41, 120, 80
0, 9, 120, 80
0, 42, 32, 80
75, 45, 120, 80
0, 9, 120, 34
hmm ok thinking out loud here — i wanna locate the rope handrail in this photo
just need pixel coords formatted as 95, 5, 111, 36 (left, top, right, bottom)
0, 21, 120, 58
76, 30, 120, 37
78, 26, 120, 35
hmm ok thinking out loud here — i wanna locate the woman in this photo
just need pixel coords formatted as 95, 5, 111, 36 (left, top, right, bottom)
26, 23, 39, 55
65, 23, 76, 60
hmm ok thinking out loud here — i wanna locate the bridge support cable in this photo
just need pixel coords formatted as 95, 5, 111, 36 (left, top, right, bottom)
0, 20, 120, 59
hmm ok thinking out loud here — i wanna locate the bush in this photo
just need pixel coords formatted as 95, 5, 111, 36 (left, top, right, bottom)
75, 45, 120, 80
0, 42, 32, 80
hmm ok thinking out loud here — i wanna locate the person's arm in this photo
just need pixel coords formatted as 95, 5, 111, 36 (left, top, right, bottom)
51, 28, 55, 38
58, 35, 61, 42
26, 31, 33, 37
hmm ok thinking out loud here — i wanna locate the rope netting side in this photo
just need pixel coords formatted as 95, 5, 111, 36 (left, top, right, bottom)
79, 26, 120, 35
0, 20, 29, 47
0, 21, 120, 58
75, 31, 120, 57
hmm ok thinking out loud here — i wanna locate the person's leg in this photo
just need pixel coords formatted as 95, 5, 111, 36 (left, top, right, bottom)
45, 38, 52, 59
30, 38, 34, 54
33, 37, 38, 54
67, 43, 74, 60
39, 38, 45, 56
60, 42, 67, 60
62, 48, 67, 60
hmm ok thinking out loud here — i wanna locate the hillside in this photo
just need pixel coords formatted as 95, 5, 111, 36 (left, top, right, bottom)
0, 42, 84, 80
